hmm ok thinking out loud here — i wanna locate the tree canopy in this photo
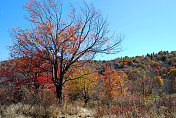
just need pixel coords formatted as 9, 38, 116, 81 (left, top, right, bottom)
9, 0, 122, 100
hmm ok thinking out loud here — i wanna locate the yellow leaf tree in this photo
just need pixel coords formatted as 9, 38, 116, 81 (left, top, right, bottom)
64, 65, 99, 105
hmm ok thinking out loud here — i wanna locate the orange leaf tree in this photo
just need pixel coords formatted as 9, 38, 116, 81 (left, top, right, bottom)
10, 0, 122, 101
128, 68, 154, 96
100, 66, 126, 102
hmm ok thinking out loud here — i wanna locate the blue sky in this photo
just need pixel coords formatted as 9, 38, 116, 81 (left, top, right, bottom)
0, 0, 176, 61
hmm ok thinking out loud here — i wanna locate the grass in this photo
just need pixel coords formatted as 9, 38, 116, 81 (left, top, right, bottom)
94, 94, 176, 118
0, 89, 175, 118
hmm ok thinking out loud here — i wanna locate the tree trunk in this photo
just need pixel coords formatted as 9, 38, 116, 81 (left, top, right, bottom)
53, 59, 64, 101
54, 75, 64, 102
56, 84, 63, 101
84, 96, 89, 106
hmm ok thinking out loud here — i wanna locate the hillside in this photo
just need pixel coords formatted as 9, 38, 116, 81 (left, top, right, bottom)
0, 50, 176, 117
91, 51, 175, 94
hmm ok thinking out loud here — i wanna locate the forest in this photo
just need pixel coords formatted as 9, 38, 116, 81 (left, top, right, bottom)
0, 0, 176, 117
0, 51, 176, 117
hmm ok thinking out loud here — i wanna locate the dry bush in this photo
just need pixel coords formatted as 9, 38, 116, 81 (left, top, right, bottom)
1, 83, 175, 118
21, 90, 60, 118
0, 88, 93, 118
94, 94, 176, 118
0, 88, 61, 118
0, 87, 24, 105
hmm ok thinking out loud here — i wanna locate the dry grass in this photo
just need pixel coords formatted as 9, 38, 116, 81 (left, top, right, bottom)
0, 88, 175, 118
94, 94, 176, 118
0, 102, 96, 118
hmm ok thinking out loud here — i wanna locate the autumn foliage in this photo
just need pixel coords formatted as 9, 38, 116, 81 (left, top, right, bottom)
0, 0, 176, 117
9, 0, 122, 101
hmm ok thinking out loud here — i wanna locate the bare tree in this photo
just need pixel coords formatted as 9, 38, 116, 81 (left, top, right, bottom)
10, 0, 122, 101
